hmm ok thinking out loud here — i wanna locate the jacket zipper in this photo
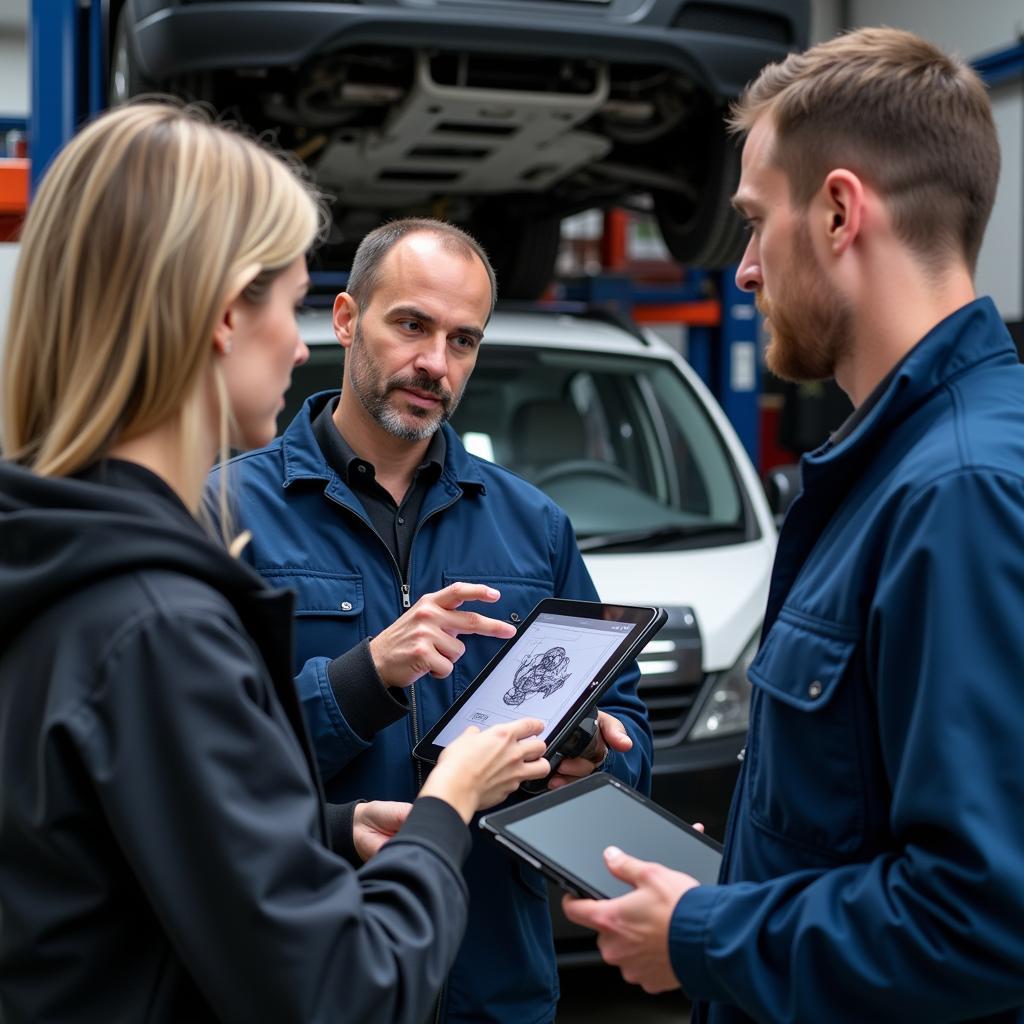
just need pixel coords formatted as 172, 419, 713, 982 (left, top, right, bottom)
319, 491, 427, 783
324, 484, 462, 1024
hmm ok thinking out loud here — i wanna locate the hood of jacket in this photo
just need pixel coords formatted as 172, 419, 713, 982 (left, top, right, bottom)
0, 458, 265, 654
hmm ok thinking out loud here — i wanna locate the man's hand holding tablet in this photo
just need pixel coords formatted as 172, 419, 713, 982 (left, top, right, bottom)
479, 774, 720, 993
546, 710, 634, 790
562, 847, 700, 993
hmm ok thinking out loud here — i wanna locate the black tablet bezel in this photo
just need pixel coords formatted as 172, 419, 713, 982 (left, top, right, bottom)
412, 598, 664, 766
479, 773, 723, 899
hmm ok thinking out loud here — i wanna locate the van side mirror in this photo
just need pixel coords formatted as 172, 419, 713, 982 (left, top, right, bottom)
763, 464, 801, 526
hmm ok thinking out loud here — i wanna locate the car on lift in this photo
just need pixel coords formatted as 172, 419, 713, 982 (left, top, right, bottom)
285, 304, 775, 962
109, 0, 809, 297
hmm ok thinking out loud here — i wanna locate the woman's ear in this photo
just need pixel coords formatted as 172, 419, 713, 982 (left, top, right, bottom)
214, 262, 262, 355
212, 305, 236, 357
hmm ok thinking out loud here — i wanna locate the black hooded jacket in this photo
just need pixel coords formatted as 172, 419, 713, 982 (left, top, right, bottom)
0, 458, 470, 1023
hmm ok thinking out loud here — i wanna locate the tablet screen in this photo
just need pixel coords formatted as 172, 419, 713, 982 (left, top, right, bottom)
503, 781, 722, 896
433, 611, 638, 747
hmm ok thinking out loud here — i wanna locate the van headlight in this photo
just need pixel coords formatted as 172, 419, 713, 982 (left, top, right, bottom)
687, 631, 759, 740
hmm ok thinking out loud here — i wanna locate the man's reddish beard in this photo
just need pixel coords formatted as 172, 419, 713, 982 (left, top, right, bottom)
759, 221, 854, 383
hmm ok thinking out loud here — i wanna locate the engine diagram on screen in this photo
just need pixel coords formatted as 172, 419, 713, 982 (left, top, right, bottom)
504, 645, 572, 707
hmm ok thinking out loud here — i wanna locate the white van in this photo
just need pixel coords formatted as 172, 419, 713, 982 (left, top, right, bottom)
287, 305, 776, 850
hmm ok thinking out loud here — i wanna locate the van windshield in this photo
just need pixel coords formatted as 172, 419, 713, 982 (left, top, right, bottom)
284, 334, 751, 552
451, 346, 749, 550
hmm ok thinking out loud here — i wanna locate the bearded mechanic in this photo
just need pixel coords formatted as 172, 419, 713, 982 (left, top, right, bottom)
564, 27, 1024, 1024
210, 218, 652, 1023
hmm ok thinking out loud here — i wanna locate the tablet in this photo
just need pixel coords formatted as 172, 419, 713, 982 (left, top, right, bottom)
479, 773, 723, 899
412, 599, 665, 766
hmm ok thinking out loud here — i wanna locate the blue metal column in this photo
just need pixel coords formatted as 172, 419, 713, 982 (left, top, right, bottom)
685, 325, 714, 390
973, 42, 1024, 87
715, 267, 761, 467
30, 0, 81, 191
88, 0, 106, 115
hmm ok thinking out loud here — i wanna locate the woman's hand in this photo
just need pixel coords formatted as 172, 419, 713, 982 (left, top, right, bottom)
419, 719, 549, 823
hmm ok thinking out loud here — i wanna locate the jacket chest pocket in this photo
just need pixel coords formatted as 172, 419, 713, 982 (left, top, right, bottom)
745, 612, 867, 858
261, 571, 365, 670
442, 573, 553, 697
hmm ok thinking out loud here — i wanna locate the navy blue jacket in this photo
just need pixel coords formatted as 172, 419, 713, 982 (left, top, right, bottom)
670, 298, 1024, 1023
212, 395, 653, 1024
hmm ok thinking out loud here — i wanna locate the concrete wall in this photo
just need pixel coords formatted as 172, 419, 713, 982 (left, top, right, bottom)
0, 31, 28, 115
0, 0, 27, 114
851, 0, 1022, 60
810, 0, 845, 43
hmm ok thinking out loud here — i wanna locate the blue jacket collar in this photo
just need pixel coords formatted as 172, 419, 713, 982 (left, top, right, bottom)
279, 390, 487, 494
805, 297, 1015, 475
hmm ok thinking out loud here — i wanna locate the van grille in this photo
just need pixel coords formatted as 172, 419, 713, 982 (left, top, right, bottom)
634, 605, 703, 748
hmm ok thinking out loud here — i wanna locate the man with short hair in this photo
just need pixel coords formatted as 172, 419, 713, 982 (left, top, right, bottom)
564, 27, 1024, 1022
212, 218, 652, 1023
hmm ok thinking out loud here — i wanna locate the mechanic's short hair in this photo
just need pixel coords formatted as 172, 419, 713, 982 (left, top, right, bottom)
729, 26, 999, 274
347, 218, 497, 316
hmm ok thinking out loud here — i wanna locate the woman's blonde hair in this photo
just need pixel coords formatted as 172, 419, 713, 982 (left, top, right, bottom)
1, 101, 323, 522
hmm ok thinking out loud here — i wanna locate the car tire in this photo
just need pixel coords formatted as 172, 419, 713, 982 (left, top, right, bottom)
473, 209, 562, 301
653, 111, 747, 270
109, 6, 157, 104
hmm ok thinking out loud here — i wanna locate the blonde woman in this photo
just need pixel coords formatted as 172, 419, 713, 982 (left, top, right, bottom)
0, 103, 548, 1023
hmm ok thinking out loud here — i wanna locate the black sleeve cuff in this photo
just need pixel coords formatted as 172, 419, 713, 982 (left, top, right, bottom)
325, 799, 365, 866
326, 639, 408, 742
396, 796, 472, 871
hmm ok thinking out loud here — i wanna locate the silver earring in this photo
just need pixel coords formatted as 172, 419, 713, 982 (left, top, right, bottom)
223, 338, 233, 354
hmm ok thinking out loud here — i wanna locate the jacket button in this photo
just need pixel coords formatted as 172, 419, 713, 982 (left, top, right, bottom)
340, 601, 353, 612
808, 680, 823, 699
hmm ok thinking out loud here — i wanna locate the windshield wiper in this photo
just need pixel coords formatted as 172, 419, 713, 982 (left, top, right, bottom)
578, 522, 744, 553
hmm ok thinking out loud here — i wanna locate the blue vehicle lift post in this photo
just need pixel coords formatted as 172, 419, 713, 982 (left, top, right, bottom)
29, 0, 105, 192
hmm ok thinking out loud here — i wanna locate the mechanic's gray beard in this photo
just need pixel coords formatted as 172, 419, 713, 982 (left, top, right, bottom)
760, 224, 853, 383
348, 322, 462, 441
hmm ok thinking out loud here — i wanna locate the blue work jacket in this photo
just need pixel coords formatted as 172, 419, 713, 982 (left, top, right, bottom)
671, 298, 1024, 1023
212, 394, 653, 1024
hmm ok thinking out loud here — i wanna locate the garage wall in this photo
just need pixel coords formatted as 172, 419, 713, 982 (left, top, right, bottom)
809, 0, 844, 43
851, 0, 1021, 61
0, 0, 27, 115
847, 0, 1024, 322
0, 32, 28, 115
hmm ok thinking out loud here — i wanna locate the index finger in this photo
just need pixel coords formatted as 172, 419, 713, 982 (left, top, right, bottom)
447, 609, 517, 639
432, 582, 504, 609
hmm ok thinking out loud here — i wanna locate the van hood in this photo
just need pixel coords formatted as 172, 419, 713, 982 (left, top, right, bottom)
584, 539, 774, 670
